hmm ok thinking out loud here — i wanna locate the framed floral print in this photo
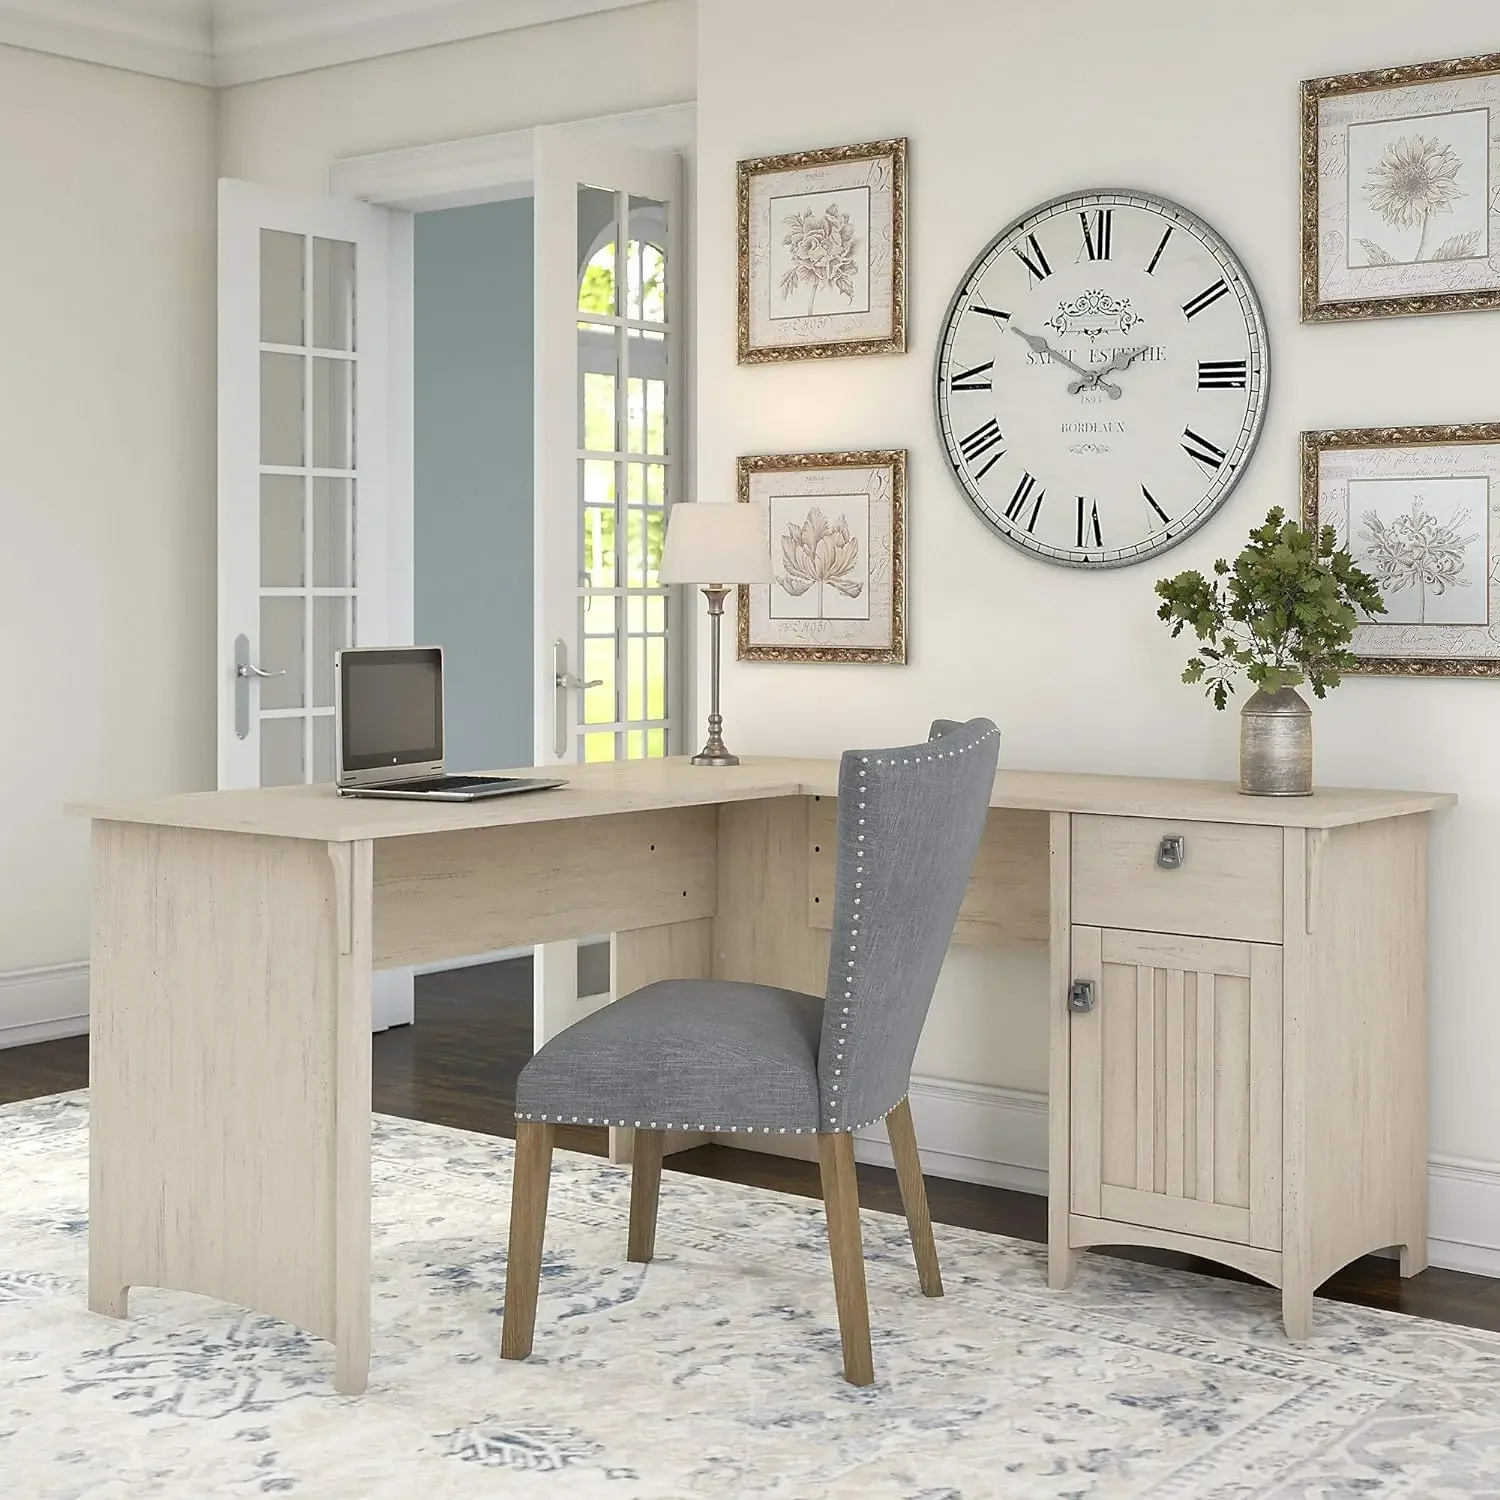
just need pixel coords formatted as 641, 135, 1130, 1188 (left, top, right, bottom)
1302, 53, 1500, 320
1302, 423, 1500, 675
737, 138, 907, 363
737, 451, 907, 663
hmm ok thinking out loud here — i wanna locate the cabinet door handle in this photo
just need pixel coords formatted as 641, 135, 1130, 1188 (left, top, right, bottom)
1156, 834, 1186, 870
1068, 980, 1096, 1014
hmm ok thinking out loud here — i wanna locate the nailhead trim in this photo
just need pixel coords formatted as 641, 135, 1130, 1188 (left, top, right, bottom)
513, 1099, 905, 1136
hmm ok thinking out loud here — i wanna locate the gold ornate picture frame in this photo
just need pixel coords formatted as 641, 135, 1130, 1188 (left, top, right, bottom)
737, 451, 907, 664
1301, 52, 1500, 321
737, 139, 907, 363
1301, 422, 1500, 675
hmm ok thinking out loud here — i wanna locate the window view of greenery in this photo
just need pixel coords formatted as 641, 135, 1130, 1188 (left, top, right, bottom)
577, 235, 670, 765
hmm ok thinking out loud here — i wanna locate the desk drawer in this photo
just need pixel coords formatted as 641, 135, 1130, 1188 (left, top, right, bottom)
1071, 815, 1283, 943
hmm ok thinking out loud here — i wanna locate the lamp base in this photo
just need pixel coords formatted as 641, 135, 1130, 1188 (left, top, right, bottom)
689, 710, 738, 767
691, 749, 740, 767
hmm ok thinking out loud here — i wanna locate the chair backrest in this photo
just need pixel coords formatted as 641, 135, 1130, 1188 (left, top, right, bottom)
816, 717, 1000, 1132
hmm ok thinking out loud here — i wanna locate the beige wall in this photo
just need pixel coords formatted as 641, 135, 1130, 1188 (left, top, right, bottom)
0, 45, 215, 978
697, 0, 1500, 1160
216, 0, 696, 190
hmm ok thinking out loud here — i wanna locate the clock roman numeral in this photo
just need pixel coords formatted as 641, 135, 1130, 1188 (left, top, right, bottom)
1013, 233, 1053, 283
971, 300, 1011, 324
1079, 208, 1113, 261
1182, 427, 1228, 472
1143, 485, 1170, 527
1198, 359, 1248, 389
1182, 279, 1229, 320
1076, 496, 1103, 549
1004, 471, 1045, 531
1145, 225, 1173, 275
959, 418, 1005, 479
949, 360, 994, 392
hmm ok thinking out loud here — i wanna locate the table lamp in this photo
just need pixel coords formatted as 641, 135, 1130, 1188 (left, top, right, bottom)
659, 501, 771, 766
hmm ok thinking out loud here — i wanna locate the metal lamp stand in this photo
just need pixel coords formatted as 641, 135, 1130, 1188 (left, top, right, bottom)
691, 585, 738, 767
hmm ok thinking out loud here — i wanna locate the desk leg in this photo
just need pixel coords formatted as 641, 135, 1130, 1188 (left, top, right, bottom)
87, 822, 374, 1394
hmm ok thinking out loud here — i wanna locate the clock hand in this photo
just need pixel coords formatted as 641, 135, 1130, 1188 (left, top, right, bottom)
1011, 326, 1122, 399
1068, 343, 1154, 394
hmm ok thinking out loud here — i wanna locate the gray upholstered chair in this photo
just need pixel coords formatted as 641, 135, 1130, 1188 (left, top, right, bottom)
499, 717, 1001, 1384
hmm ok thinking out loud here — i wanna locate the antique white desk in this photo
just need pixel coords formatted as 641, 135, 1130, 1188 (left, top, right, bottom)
73, 758, 1453, 1393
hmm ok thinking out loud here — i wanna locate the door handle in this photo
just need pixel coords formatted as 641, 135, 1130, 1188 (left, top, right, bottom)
233, 632, 286, 740
551, 639, 603, 759
1068, 980, 1096, 1014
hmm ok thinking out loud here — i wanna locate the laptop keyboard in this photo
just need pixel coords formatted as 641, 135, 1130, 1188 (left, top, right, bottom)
384, 775, 520, 793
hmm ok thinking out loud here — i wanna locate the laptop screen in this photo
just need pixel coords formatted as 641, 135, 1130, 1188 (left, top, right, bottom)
338, 647, 444, 778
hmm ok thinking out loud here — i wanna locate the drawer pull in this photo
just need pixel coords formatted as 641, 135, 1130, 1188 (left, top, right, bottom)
1068, 980, 1096, 1015
1156, 835, 1186, 870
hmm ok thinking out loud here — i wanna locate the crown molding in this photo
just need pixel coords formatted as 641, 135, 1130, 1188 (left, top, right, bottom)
0, 1, 213, 85
0, 0, 660, 89
212, 0, 658, 87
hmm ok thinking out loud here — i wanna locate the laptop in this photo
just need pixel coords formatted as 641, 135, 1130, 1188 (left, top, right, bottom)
334, 646, 566, 802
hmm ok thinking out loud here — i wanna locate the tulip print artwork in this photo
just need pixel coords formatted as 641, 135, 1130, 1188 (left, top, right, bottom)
770, 497, 871, 621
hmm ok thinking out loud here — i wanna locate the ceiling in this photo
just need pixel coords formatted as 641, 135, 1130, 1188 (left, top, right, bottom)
0, 0, 649, 86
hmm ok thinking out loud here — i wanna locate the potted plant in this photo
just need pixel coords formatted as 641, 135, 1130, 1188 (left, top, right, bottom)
1155, 507, 1385, 795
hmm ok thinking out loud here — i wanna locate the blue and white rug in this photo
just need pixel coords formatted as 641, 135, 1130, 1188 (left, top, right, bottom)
3, 1092, 1500, 1497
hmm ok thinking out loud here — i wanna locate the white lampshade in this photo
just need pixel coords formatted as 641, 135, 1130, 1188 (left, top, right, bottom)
659, 502, 772, 585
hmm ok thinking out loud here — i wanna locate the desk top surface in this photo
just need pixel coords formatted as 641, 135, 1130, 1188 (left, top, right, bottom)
69, 757, 1457, 842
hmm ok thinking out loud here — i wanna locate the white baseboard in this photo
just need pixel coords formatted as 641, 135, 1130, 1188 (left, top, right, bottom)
1429, 1155, 1500, 1277
0, 962, 89, 1048
854, 1075, 1049, 1195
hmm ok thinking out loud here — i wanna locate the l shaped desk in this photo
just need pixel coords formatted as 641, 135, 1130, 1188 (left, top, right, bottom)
74, 758, 1454, 1393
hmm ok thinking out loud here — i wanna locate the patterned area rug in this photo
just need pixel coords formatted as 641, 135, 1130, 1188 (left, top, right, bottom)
4, 1093, 1500, 1498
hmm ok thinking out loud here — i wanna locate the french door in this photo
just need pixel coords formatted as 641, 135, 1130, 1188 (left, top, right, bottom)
217, 178, 411, 1028
217, 179, 393, 790
533, 128, 684, 1045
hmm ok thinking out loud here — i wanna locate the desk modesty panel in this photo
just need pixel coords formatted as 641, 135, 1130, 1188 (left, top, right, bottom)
71, 757, 1454, 1394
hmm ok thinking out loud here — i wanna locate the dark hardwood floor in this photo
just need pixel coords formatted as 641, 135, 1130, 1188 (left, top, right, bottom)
6, 957, 1498, 1333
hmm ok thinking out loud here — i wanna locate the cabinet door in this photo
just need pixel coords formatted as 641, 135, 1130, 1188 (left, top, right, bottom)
1070, 926, 1281, 1250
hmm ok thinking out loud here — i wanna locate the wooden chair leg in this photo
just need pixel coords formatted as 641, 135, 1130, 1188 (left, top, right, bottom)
885, 1096, 943, 1297
627, 1127, 665, 1263
817, 1131, 874, 1386
500, 1121, 555, 1361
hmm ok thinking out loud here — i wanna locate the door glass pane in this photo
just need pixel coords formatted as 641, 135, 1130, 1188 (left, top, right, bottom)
312, 478, 353, 586
260, 353, 305, 466
260, 474, 304, 587
311, 597, 348, 709
582, 369, 616, 452
627, 196, 667, 323
577, 186, 619, 315
312, 714, 336, 784
646, 635, 666, 720
311, 357, 353, 469
259, 597, 304, 709
583, 731, 616, 763
260, 230, 305, 346
582, 635, 615, 725
626, 634, 645, 721
311, 238, 356, 351
260, 717, 304, 786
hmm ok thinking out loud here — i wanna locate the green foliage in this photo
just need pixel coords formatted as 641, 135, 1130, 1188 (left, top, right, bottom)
1154, 507, 1386, 710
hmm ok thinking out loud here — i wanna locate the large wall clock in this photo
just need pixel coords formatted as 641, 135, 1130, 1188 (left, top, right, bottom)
934, 190, 1270, 568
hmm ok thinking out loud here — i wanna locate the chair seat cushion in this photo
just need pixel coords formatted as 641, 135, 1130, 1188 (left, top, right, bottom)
515, 979, 825, 1135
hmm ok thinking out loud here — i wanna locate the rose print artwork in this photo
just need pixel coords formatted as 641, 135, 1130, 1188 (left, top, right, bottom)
738, 139, 906, 361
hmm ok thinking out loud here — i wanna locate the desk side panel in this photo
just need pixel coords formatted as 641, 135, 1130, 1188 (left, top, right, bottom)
371, 807, 718, 968
88, 822, 341, 1340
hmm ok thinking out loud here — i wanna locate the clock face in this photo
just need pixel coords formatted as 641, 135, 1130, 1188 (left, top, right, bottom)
934, 190, 1270, 568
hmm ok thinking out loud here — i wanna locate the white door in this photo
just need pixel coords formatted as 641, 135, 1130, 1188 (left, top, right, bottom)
217, 179, 392, 790
532, 128, 684, 1044
218, 178, 413, 1029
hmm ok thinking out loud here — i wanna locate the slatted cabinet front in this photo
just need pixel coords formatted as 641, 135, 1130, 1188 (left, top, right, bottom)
1069, 926, 1282, 1251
